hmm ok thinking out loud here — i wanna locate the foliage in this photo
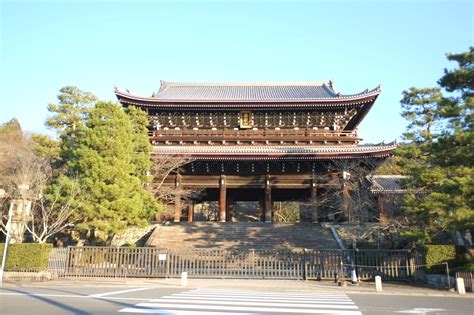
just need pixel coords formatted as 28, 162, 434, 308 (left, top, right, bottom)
397, 47, 474, 240
0, 243, 52, 270
69, 101, 161, 235
273, 202, 300, 223
44, 86, 97, 168
417, 245, 468, 274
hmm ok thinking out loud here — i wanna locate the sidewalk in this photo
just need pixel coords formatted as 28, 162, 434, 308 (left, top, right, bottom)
15, 277, 472, 297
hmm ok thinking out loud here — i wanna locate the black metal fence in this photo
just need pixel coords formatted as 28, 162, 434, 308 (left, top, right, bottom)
54, 246, 414, 280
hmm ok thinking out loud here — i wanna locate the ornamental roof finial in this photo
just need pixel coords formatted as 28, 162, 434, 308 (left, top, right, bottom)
328, 80, 333, 89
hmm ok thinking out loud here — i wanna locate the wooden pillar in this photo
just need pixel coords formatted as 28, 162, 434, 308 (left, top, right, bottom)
264, 175, 272, 223
342, 180, 350, 221
219, 175, 227, 222
311, 178, 319, 223
378, 195, 388, 224
187, 204, 194, 222
226, 191, 235, 222
258, 195, 265, 221
174, 174, 182, 222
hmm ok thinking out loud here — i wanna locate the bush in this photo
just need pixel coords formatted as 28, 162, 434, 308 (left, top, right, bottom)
0, 243, 52, 270
417, 245, 468, 274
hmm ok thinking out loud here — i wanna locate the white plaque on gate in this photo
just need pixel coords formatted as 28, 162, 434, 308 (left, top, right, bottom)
158, 253, 167, 261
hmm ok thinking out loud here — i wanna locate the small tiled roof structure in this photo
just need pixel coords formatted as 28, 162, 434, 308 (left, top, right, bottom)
153, 143, 397, 161
369, 175, 409, 194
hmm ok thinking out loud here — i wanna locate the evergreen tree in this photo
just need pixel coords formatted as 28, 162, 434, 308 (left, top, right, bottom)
71, 102, 161, 235
398, 47, 473, 240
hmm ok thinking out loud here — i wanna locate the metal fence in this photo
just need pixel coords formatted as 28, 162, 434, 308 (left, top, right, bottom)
54, 246, 414, 280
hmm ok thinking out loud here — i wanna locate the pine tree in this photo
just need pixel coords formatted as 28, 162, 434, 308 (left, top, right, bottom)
398, 47, 473, 240
71, 102, 161, 235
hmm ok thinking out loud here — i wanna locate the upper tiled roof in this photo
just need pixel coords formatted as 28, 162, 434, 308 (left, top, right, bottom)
115, 81, 381, 103
154, 81, 338, 101
369, 175, 408, 194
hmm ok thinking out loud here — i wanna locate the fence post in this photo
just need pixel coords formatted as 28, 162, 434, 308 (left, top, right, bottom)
445, 262, 451, 290
166, 250, 170, 278
303, 249, 307, 281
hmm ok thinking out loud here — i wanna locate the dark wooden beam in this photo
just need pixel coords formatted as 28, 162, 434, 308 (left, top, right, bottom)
187, 204, 194, 222
311, 177, 319, 223
342, 180, 350, 221
174, 174, 182, 222
219, 175, 227, 222
264, 175, 272, 223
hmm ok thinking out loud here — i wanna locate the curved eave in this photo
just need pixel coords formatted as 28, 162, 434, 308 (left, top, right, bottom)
114, 87, 380, 107
152, 144, 396, 161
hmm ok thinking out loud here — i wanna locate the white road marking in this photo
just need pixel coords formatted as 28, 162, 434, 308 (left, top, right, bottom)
397, 308, 446, 314
140, 300, 358, 309
119, 310, 253, 315
90, 287, 151, 298
158, 295, 355, 304
163, 293, 352, 302
118, 288, 362, 314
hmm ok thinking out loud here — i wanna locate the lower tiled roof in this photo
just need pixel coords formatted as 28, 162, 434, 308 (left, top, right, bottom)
152, 143, 396, 160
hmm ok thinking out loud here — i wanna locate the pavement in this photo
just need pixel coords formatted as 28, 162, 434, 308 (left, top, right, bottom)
1, 279, 472, 314
8, 277, 472, 298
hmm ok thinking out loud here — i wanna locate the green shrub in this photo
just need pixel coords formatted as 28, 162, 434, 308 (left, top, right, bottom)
417, 245, 468, 274
0, 243, 52, 270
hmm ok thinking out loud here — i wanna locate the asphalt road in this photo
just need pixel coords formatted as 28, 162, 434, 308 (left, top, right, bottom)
0, 285, 472, 315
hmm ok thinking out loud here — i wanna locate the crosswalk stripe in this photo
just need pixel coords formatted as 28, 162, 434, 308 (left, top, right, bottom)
188, 289, 348, 297
117, 288, 362, 315
165, 293, 351, 303
158, 295, 355, 304
119, 309, 252, 315
139, 300, 358, 309
121, 303, 362, 314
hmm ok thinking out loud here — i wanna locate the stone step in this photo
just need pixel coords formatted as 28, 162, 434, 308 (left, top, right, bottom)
146, 222, 339, 251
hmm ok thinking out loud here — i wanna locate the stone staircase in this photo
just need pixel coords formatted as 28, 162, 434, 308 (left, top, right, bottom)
145, 222, 339, 251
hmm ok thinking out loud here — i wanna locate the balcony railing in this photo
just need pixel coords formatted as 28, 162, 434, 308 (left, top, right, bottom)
149, 128, 360, 144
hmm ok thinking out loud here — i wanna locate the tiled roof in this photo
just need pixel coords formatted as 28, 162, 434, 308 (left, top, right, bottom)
369, 175, 408, 194
154, 81, 337, 101
115, 81, 381, 103
152, 143, 396, 160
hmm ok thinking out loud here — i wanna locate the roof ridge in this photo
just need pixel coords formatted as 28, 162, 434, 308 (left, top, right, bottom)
160, 81, 330, 87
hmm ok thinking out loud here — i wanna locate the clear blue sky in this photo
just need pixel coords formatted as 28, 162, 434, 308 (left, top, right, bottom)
1, 0, 472, 143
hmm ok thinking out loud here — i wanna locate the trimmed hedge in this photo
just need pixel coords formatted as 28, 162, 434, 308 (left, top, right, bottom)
418, 245, 468, 274
0, 243, 52, 270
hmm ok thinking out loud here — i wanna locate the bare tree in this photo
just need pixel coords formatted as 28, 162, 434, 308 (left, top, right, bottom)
24, 178, 81, 243
307, 158, 380, 222
150, 154, 201, 206
1, 120, 80, 243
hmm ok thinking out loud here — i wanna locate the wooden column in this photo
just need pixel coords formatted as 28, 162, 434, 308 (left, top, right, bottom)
174, 174, 182, 222
342, 180, 350, 221
264, 175, 272, 223
187, 204, 194, 222
219, 175, 227, 222
258, 195, 265, 221
378, 195, 388, 224
226, 191, 235, 222
311, 178, 319, 223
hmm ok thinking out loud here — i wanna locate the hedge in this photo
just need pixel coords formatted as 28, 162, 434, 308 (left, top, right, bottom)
0, 243, 52, 270
417, 245, 469, 274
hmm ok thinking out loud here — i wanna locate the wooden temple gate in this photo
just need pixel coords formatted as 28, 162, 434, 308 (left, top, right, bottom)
60, 247, 414, 280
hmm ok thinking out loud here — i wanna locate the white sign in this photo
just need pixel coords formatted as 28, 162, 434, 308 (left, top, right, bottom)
158, 253, 167, 261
